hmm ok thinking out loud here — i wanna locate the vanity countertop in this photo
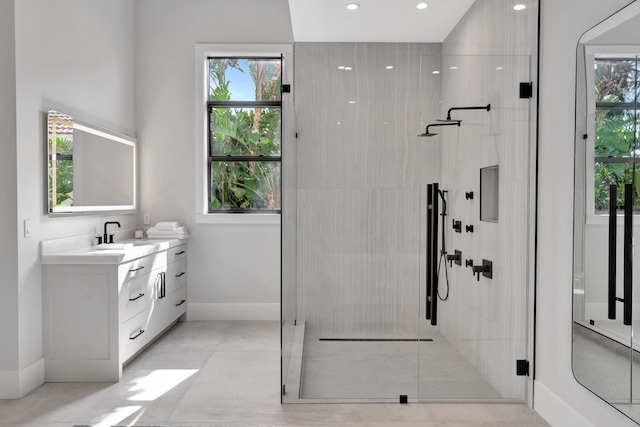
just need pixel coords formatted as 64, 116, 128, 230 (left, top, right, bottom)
41, 238, 187, 265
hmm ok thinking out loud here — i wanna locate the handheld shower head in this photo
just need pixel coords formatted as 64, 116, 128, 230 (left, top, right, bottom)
418, 120, 461, 137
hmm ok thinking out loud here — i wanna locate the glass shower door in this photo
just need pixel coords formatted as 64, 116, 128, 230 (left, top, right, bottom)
418, 54, 532, 401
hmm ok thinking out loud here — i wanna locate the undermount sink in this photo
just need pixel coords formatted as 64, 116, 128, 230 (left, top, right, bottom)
94, 243, 135, 250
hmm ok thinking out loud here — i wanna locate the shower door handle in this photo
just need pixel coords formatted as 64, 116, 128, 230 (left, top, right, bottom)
426, 183, 438, 325
608, 184, 617, 320
623, 183, 633, 326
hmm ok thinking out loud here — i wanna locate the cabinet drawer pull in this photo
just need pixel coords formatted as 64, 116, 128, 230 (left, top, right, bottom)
175, 272, 186, 278
175, 299, 186, 307
175, 250, 186, 256
129, 329, 145, 340
129, 265, 145, 272
129, 293, 145, 301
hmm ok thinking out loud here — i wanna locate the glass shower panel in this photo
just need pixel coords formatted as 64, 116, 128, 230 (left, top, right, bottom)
418, 54, 531, 401
289, 45, 440, 401
281, 50, 298, 403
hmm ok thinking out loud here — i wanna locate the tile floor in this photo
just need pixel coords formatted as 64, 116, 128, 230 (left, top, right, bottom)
0, 321, 550, 427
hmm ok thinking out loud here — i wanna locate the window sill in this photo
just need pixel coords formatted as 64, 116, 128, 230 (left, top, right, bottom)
586, 213, 640, 226
194, 213, 281, 225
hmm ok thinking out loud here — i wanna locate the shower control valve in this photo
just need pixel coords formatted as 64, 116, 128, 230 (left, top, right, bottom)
471, 259, 493, 281
447, 250, 462, 267
466, 225, 474, 233
465, 192, 474, 200
465, 259, 474, 268
452, 219, 462, 233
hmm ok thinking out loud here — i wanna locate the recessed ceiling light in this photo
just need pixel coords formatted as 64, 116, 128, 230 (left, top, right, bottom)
449, 66, 459, 70
416, 2, 428, 10
496, 66, 504, 70
338, 65, 345, 70
386, 65, 394, 70
349, 101, 356, 104
344, 66, 353, 70
337, 122, 342, 125
346, 3, 359, 11
432, 70, 440, 74
513, 4, 526, 11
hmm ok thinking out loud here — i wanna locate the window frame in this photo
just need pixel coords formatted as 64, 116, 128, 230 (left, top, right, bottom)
194, 44, 292, 225
207, 63, 283, 213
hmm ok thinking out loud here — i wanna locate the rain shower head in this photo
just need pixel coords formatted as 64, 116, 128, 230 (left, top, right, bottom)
445, 104, 491, 120
417, 120, 461, 137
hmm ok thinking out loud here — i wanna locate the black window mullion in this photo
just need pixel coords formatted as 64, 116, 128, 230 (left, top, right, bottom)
210, 155, 281, 162
208, 101, 281, 109
595, 157, 640, 164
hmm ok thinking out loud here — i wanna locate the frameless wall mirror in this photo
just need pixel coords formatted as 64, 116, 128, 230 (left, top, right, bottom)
572, 1, 640, 424
47, 110, 136, 215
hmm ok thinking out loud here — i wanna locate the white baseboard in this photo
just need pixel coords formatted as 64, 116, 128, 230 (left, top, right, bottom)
187, 303, 279, 321
0, 358, 44, 399
534, 381, 594, 427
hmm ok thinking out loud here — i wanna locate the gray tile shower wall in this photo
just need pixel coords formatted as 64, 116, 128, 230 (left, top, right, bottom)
435, 0, 539, 400
293, 42, 442, 334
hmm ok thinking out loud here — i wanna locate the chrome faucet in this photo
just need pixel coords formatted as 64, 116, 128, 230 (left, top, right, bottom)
103, 221, 121, 244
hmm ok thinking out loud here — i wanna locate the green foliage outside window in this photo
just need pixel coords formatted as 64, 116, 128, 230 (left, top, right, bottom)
48, 137, 74, 208
593, 58, 640, 211
208, 58, 282, 211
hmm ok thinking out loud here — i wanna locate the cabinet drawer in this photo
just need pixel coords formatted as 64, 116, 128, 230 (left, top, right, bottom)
120, 310, 152, 362
119, 251, 168, 283
168, 259, 187, 292
119, 273, 153, 323
171, 286, 187, 321
169, 245, 187, 263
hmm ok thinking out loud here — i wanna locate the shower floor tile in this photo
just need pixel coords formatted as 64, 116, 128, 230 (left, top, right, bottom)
300, 329, 503, 400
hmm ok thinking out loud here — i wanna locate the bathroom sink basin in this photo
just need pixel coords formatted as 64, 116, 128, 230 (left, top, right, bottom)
94, 243, 134, 250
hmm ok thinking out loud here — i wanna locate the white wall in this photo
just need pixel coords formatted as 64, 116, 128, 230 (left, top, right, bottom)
0, 0, 137, 399
536, 0, 639, 425
0, 0, 19, 381
135, 0, 293, 320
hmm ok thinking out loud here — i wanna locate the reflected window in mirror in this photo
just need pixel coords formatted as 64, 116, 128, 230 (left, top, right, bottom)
592, 56, 640, 213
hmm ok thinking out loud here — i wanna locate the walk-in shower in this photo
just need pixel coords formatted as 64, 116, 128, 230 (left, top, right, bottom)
281, 41, 534, 403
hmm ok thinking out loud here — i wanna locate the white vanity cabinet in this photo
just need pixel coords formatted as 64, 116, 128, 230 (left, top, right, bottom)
42, 240, 187, 382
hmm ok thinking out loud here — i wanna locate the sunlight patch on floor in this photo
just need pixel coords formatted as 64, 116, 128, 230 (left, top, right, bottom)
91, 405, 142, 427
127, 369, 199, 401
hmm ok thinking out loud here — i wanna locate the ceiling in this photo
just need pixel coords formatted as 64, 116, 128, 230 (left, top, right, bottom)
287, 0, 476, 43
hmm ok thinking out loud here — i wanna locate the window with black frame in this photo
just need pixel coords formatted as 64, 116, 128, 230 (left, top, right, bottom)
208, 57, 282, 212
594, 57, 639, 212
